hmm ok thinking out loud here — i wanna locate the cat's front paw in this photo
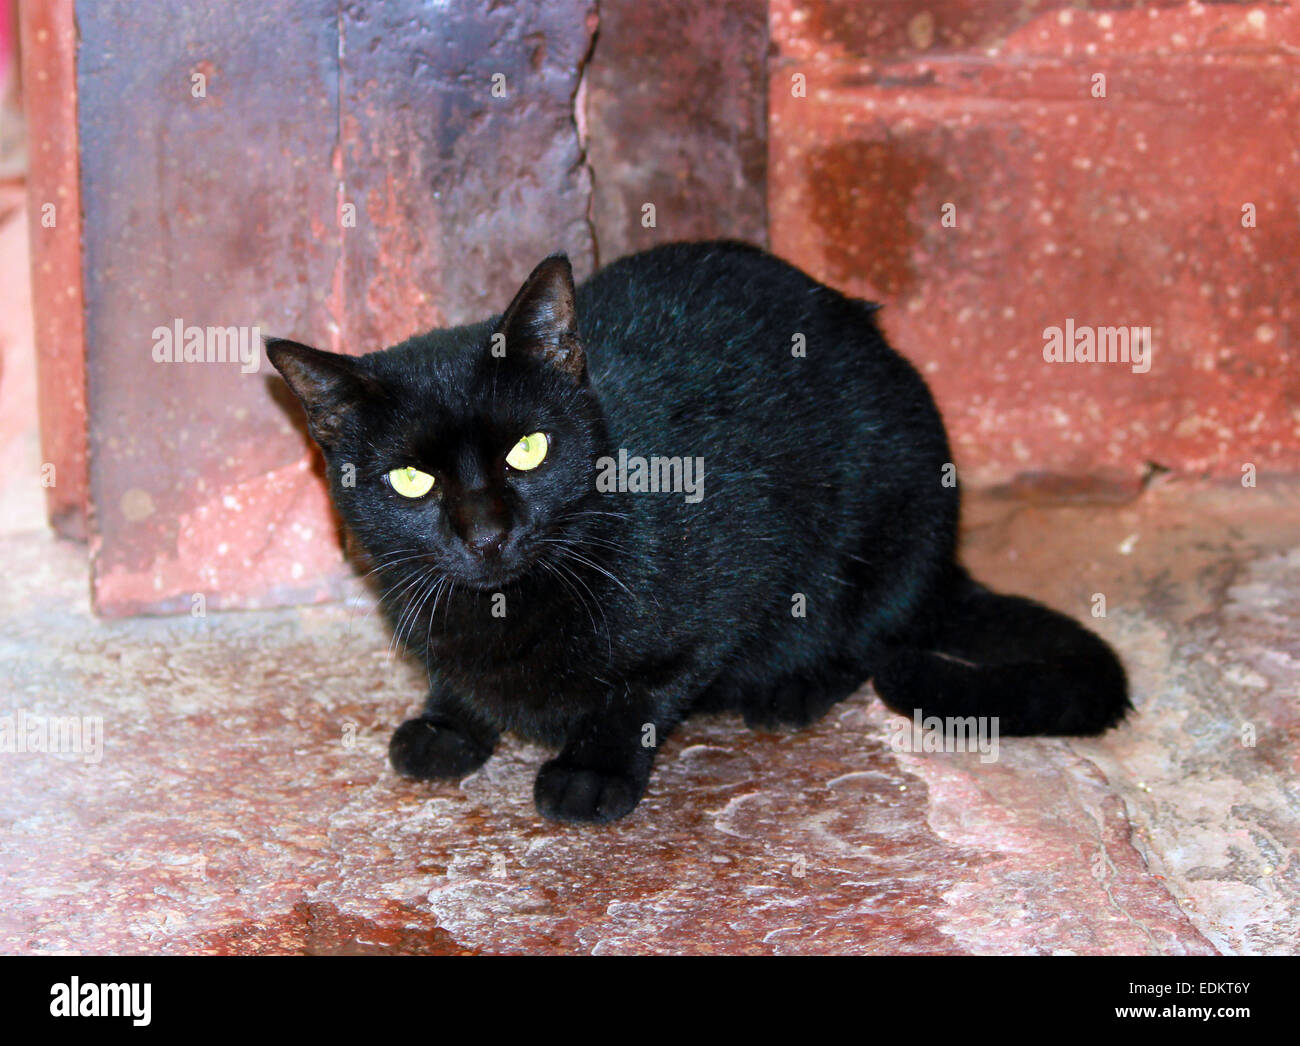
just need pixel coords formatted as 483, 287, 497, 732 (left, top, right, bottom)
389, 716, 492, 779
534, 759, 647, 824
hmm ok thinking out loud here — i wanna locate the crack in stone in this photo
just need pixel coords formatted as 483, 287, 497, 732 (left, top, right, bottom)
571, 2, 601, 270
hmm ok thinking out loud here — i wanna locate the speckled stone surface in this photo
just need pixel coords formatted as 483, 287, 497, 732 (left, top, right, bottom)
18, 0, 88, 539
769, 0, 1300, 484
2, 476, 1296, 955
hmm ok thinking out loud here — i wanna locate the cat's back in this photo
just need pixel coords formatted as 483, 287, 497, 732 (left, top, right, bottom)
577, 241, 856, 367
575, 241, 929, 443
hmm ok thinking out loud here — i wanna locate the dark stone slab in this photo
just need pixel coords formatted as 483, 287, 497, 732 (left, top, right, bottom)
338, 0, 597, 339
585, 0, 768, 263
76, 0, 596, 615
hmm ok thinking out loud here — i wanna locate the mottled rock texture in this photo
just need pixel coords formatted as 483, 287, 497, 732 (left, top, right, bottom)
2, 478, 1295, 954
769, 0, 1300, 484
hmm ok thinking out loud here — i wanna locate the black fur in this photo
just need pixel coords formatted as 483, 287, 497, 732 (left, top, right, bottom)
267, 241, 1130, 824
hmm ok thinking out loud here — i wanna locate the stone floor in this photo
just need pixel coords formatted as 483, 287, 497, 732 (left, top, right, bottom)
1, 474, 1297, 955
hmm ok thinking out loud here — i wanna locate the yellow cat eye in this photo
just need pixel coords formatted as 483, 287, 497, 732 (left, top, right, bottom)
387, 466, 436, 499
506, 432, 549, 471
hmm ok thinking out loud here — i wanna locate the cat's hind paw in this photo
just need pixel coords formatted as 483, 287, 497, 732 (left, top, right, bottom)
741, 674, 849, 730
533, 759, 646, 824
389, 716, 493, 779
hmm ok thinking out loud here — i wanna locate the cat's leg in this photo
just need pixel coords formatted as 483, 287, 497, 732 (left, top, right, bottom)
534, 692, 678, 824
389, 681, 499, 779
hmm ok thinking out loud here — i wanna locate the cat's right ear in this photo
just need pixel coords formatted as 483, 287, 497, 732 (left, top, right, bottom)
494, 253, 586, 383
266, 338, 378, 449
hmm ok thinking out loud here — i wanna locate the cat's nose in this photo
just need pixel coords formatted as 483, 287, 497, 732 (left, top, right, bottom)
454, 492, 510, 558
465, 525, 506, 559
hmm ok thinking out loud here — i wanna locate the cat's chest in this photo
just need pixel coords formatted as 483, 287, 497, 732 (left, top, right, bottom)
422, 601, 614, 720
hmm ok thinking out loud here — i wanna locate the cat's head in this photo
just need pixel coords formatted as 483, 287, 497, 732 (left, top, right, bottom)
267, 254, 608, 590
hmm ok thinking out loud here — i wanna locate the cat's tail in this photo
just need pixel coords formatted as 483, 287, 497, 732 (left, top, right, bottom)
872, 566, 1130, 735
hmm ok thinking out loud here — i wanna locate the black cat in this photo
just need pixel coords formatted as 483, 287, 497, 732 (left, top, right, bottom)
267, 241, 1129, 823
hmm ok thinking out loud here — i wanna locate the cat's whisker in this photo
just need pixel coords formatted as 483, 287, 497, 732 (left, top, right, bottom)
394, 570, 442, 662
536, 535, 637, 562
538, 557, 587, 628
557, 534, 636, 556
430, 575, 453, 630
384, 567, 439, 660
381, 564, 432, 620
343, 549, 434, 638
540, 557, 601, 641
386, 574, 422, 661
553, 544, 647, 609
544, 557, 611, 663
424, 576, 452, 665
562, 508, 632, 524
402, 572, 443, 660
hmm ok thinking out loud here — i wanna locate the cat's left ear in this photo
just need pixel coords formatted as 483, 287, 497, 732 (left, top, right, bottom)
495, 253, 586, 383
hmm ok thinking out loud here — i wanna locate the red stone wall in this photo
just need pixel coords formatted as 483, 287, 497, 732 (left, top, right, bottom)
22, 0, 1300, 615
20, 1, 87, 539
770, 0, 1300, 486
